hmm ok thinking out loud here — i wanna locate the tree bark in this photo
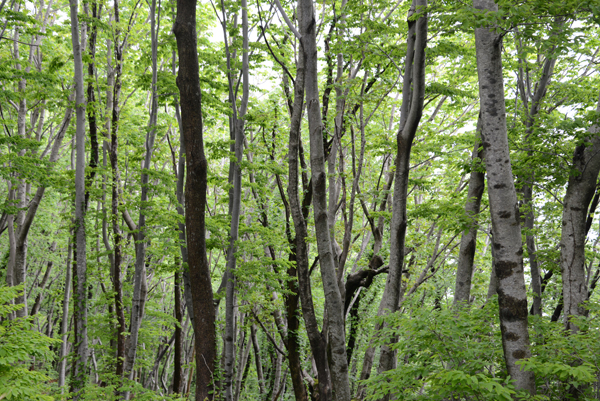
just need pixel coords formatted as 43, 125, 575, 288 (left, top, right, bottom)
173, 0, 217, 397
454, 116, 485, 305
58, 236, 73, 391
299, 0, 351, 399
376, 0, 427, 380
69, 0, 89, 394
288, 14, 333, 399
223, 1, 250, 399
561, 94, 600, 333
474, 0, 535, 394
173, 270, 183, 394
123, 0, 160, 390
111, 0, 126, 383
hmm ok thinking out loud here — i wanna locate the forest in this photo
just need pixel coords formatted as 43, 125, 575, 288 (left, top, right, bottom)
1, 0, 600, 399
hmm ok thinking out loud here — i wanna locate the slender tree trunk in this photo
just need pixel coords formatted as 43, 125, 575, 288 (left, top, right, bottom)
70, 0, 89, 394
110, 0, 127, 385
517, 36, 559, 316
286, 252, 309, 401
299, 0, 351, 398
123, 0, 160, 391
223, 2, 250, 399
474, 0, 535, 394
58, 236, 73, 390
174, 0, 217, 397
30, 241, 57, 316
454, 116, 485, 305
288, 16, 332, 399
250, 324, 266, 396
173, 270, 183, 393
376, 0, 427, 382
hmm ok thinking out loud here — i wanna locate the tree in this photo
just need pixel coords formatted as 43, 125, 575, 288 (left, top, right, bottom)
68, 0, 89, 396
173, 0, 216, 398
473, 0, 535, 394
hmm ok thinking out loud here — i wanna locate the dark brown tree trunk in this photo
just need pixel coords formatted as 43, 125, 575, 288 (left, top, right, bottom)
173, 0, 217, 398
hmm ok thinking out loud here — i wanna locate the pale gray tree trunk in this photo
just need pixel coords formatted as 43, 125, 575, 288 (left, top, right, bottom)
516, 28, 560, 316
299, 0, 351, 399
561, 94, 600, 333
454, 116, 485, 305
122, 0, 160, 392
223, 1, 249, 400
9, 0, 56, 318
69, 0, 89, 395
58, 237, 73, 390
474, 0, 535, 394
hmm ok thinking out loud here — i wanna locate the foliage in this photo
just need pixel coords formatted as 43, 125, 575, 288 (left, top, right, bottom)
0, 286, 58, 401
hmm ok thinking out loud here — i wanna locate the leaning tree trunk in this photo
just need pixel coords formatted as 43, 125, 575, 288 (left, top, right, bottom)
473, 0, 535, 394
454, 115, 485, 306
299, 0, 351, 399
561, 94, 600, 333
173, 0, 217, 398
69, 0, 89, 396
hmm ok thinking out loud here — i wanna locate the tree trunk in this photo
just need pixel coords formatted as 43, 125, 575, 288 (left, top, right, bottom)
561, 94, 600, 333
58, 236, 73, 391
123, 0, 160, 390
69, 0, 89, 394
110, 0, 126, 382
173, 270, 183, 393
299, 0, 351, 398
288, 14, 333, 399
454, 117, 485, 305
173, 0, 217, 397
474, 0, 535, 394
223, 1, 249, 398
376, 0, 427, 381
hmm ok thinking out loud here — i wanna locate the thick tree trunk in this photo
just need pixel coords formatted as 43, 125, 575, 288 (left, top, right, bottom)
174, 0, 217, 397
299, 0, 351, 399
474, 0, 535, 394
454, 118, 485, 305
561, 94, 600, 333
69, 0, 89, 395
